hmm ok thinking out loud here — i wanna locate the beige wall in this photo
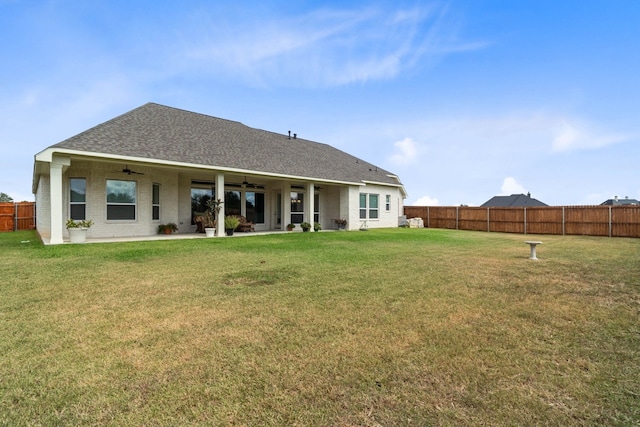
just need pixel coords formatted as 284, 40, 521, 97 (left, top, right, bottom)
55, 161, 181, 239
35, 175, 51, 239
347, 184, 403, 230
34, 158, 405, 243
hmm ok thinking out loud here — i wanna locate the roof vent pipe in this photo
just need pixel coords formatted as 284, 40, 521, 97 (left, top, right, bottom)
294, 133, 297, 139
288, 130, 291, 140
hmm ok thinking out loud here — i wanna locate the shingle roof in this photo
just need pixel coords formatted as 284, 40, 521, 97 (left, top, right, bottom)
480, 193, 548, 207
601, 197, 640, 205
48, 102, 400, 186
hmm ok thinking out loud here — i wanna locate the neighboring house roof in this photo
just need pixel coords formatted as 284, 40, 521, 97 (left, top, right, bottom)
38, 102, 403, 189
480, 193, 548, 207
601, 196, 640, 206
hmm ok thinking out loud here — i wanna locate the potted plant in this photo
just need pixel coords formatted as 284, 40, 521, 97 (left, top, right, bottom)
314, 222, 322, 232
300, 221, 312, 232
204, 198, 223, 237
224, 215, 240, 236
335, 218, 347, 230
66, 219, 94, 243
286, 223, 295, 231
157, 222, 178, 234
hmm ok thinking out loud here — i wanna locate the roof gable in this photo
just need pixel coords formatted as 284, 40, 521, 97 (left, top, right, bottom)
480, 193, 548, 207
46, 103, 401, 187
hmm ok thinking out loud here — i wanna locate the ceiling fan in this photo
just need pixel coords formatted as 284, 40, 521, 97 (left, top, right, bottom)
228, 176, 263, 189
120, 165, 144, 175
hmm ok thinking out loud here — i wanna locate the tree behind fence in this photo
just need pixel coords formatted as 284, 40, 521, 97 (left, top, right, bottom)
0, 202, 36, 232
403, 205, 640, 238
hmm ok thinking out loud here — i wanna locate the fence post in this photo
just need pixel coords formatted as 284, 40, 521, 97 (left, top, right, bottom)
427, 206, 430, 228
562, 206, 565, 236
456, 206, 459, 230
609, 206, 612, 237
13, 202, 17, 231
524, 207, 527, 235
487, 207, 490, 232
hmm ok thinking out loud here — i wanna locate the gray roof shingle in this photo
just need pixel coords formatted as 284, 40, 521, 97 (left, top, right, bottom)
49, 103, 400, 186
601, 197, 640, 205
480, 193, 548, 207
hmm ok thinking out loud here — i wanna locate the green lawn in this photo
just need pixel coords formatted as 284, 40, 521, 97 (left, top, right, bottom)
1, 229, 638, 426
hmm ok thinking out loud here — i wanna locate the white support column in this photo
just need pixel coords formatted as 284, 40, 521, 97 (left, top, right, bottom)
215, 173, 225, 237
306, 183, 314, 224
49, 162, 64, 244
284, 183, 292, 226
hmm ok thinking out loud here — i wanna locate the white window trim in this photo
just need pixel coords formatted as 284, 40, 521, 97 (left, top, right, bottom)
369, 194, 379, 220
152, 183, 161, 221
290, 191, 305, 224
360, 192, 380, 220
106, 179, 137, 221
69, 177, 86, 221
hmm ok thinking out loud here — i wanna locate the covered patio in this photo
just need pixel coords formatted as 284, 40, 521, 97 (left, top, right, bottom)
42, 229, 331, 245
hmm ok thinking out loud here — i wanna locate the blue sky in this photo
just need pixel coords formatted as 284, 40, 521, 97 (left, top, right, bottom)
1, 0, 638, 206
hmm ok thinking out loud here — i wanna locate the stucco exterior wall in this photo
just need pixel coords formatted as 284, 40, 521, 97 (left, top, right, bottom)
34, 157, 405, 243
35, 174, 51, 239
346, 183, 403, 230
177, 173, 196, 233
322, 186, 341, 229
53, 161, 181, 239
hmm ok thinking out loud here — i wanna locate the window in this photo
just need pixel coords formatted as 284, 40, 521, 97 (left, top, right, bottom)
69, 178, 86, 220
369, 194, 379, 219
225, 190, 241, 216
359, 193, 379, 220
359, 193, 367, 219
246, 192, 265, 224
152, 183, 160, 221
386, 195, 391, 212
106, 180, 136, 220
291, 192, 304, 224
191, 187, 213, 222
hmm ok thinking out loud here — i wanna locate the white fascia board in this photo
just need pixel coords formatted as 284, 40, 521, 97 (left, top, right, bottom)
362, 177, 408, 199
361, 179, 405, 189
31, 159, 40, 194
34, 148, 362, 187
386, 174, 408, 199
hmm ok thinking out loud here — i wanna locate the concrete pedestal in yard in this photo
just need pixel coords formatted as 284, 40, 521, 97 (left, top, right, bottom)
525, 241, 542, 260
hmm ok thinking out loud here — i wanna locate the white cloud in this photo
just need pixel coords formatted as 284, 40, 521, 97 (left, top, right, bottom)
390, 137, 419, 165
552, 120, 580, 151
385, 114, 636, 159
182, 4, 485, 87
412, 195, 439, 206
324, 111, 639, 207
500, 177, 526, 195
552, 119, 636, 152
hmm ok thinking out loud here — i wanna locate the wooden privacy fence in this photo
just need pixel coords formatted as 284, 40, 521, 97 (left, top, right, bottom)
0, 202, 36, 232
403, 205, 640, 238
